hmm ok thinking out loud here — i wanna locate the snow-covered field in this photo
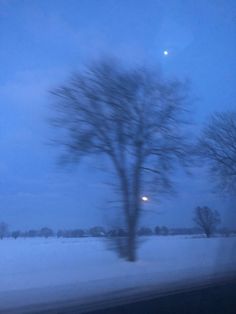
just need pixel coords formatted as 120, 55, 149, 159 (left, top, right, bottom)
0, 236, 236, 312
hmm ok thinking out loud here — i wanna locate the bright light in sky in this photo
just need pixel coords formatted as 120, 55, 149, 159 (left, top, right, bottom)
141, 196, 149, 202
163, 50, 169, 56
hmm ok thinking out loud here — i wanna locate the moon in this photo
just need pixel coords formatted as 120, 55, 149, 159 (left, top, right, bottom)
141, 196, 149, 202
163, 50, 169, 56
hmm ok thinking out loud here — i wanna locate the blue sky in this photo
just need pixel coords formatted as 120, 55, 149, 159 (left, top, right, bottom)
0, 0, 236, 230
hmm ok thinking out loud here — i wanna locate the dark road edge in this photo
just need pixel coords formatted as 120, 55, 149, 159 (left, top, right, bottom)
3, 271, 236, 314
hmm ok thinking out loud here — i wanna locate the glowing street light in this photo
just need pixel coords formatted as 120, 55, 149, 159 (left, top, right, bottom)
141, 196, 149, 202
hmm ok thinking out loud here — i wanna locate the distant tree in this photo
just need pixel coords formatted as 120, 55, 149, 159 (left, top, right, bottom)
57, 229, 86, 238
160, 226, 169, 236
65, 229, 85, 238
12, 230, 21, 239
74, 229, 85, 237
107, 229, 117, 237
107, 228, 127, 237
154, 226, 161, 235
169, 227, 191, 235
218, 227, 231, 237
27, 229, 39, 237
89, 226, 106, 237
0, 222, 8, 239
39, 227, 54, 238
117, 228, 127, 237
57, 230, 64, 238
198, 111, 236, 193
137, 227, 153, 236
193, 206, 220, 238
50, 59, 191, 261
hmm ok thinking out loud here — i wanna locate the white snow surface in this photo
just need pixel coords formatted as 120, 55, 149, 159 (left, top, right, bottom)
0, 236, 236, 312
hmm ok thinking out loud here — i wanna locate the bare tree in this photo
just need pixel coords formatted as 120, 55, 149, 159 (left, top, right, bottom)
160, 226, 169, 236
0, 222, 8, 239
89, 226, 106, 237
154, 225, 161, 235
198, 111, 236, 193
39, 227, 54, 238
12, 230, 21, 239
137, 227, 153, 236
193, 206, 220, 238
50, 59, 191, 261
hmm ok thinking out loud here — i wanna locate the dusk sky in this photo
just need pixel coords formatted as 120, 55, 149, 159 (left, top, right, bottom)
1, 0, 236, 230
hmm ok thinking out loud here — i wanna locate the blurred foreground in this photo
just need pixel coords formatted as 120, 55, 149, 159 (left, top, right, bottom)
0, 236, 235, 312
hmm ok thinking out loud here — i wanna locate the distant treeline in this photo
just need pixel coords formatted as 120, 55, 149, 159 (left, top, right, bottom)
0, 222, 235, 239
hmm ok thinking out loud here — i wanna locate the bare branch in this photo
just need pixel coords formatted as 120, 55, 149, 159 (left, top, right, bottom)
198, 111, 236, 193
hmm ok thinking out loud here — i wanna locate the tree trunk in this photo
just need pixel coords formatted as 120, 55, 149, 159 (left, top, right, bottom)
127, 221, 137, 262
112, 149, 143, 262
126, 157, 142, 262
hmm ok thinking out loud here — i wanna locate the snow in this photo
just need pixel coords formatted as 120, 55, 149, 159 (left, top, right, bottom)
0, 236, 236, 312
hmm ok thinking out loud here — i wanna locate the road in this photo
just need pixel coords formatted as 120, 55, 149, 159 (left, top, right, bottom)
7, 279, 234, 314
85, 280, 236, 314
